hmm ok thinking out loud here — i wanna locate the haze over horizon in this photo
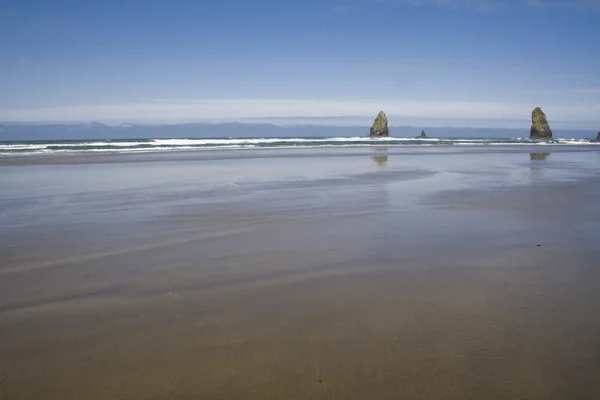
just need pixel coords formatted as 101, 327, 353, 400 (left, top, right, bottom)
1, 0, 599, 129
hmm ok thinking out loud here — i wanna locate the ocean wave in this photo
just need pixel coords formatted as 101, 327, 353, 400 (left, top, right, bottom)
1, 137, 598, 156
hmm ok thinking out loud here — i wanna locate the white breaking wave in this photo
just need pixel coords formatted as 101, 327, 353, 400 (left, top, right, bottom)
150, 137, 442, 145
1, 136, 598, 156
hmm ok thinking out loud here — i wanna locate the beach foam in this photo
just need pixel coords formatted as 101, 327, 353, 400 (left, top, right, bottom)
1, 136, 598, 156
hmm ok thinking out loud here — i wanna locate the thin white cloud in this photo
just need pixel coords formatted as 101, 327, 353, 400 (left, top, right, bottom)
524, 0, 600, 9
0, 98, 598, 127
380, 0, 600, 10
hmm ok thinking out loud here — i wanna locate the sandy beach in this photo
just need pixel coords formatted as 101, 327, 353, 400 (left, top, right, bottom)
1, 146, 600, 399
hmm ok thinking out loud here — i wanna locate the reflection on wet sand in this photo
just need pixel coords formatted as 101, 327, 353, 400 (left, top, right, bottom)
530, 153, 550, 178
372, 155, 388, 167
530, 153, 550, 161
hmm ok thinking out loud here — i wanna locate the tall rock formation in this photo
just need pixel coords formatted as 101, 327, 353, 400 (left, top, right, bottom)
418, 130, 427, 138
595, 132, 600, 142
529, 107, 553, 140
369, 111, 389, 138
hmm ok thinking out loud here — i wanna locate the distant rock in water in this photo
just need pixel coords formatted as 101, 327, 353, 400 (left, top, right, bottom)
529, 107, 553, 140
416, 130, 427, 139
595, 132, 600, 142
369, 111, 389, 138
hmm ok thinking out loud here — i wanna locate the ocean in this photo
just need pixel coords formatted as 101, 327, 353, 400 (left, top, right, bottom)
1, 136, 599, 156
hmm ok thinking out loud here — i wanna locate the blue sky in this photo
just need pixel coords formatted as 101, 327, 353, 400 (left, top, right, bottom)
0, 0, 599, 127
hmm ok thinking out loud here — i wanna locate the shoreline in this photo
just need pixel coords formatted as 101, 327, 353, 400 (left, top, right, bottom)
1, 143, 600, 166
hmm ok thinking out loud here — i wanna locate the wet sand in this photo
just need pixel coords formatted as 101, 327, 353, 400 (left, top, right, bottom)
1, 147, 600, 399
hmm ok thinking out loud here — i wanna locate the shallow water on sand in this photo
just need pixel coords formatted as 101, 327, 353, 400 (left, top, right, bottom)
1, 147, 600, 399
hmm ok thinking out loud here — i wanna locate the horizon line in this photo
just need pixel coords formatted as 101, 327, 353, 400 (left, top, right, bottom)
0, 119, 598, 132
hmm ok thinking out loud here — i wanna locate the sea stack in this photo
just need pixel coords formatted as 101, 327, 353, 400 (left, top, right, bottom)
529, 107, 553, 140
418, 130, 427, 138
369, 111, 389, 138
595, 132, 600, 142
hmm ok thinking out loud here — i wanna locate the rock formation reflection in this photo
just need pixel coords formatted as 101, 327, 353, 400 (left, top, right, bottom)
372, 155, 388, 167
529, 153, 550, 179
530, 153, 549, 161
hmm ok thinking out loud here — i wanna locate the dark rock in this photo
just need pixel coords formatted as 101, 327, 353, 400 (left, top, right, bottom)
416, 130, 427, 139
529, 107, 553, 140
595, 132, 600, 141
369, 111, 389, 138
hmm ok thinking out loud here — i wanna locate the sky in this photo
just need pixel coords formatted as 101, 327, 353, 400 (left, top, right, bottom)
0, 0, 599, 128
